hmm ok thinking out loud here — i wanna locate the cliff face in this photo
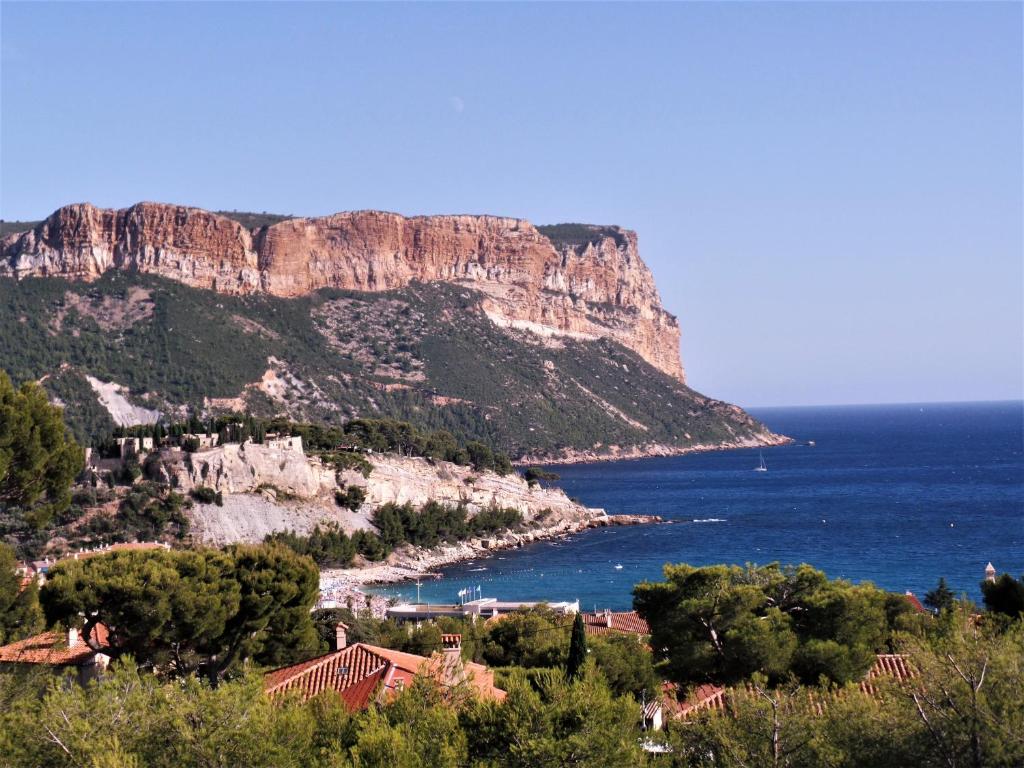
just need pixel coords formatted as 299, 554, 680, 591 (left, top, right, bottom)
2, 202, 684, 380
163, 440, 599, 546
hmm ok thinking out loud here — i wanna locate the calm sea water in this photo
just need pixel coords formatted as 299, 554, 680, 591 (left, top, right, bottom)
373, 402, 1024, 610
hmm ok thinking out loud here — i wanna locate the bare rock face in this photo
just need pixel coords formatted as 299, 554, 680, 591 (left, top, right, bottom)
338, 453, 595, 521
2, 202, 684, 380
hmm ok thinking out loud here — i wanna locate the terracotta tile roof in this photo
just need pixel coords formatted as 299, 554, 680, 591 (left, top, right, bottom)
265, 642, 505, 707
663, 653, 918, 723
339, 667, 390, 711
904, 592, 928, 614
661, 682, 727, 720
582, 610, 650, 636
0, 625, 109, 666
265, 644, 390, 700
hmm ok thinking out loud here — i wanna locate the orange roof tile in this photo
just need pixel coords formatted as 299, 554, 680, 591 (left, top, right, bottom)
265, 644, 390, 700
582, 610, 650, 636
903, 592, 928, 614
265, 642, 506, 707
0, 625, 109, 666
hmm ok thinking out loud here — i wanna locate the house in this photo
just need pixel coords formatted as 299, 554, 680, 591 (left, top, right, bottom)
581, 609, 650, 637
646, 654, 916, 730
0, 624, 111, 685
903, 591, 928, 614
264, 624, 505, 708
181, 433, 219, 450
264, 435, 303, 452
115, 436, 154, 460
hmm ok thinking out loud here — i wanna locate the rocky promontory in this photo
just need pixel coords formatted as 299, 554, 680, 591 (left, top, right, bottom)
2, 202, 684, 380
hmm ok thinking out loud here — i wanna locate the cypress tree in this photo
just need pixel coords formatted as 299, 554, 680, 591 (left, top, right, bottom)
566, 612, 588, 680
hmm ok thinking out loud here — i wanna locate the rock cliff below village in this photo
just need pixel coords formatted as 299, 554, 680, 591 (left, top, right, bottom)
2, 202, 684, 379
157, 439, 607, 547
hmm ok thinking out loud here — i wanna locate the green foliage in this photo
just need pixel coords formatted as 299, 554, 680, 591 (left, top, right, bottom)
0, 542, 44, 643
481, 607, 569, 669
0, 219, 41, 237
371, 501, 522, 551
535, 223, 627, 250
981, 573, 1024, 619
268, 500, 521, 568
215, 210, 295, 229
522, 466, 559, 487
189, 486, 223, 506
335, 485, 367, 510
462, 667, 645, 766
267, 524, 358, 568
634, 563, 895, 686
117, 482, 191, 540
0, 274, 773, 460
566, 612, 587, 680
0, 370, 84, 528
39, 543, 319, 682
587, 633, 660, 701
665, 617, 1024, 768
924, 576, 956, 613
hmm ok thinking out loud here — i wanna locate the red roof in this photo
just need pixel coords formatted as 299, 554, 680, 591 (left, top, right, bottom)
904, 592, 928, 614
265, 644, 391, 700
265, 642, 505, 707
663, 654, 917, 722
0, 624, 109, 666
582, 610, 650, 636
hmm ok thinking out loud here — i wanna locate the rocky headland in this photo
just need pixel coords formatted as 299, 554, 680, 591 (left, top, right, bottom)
2, 202, 683, 380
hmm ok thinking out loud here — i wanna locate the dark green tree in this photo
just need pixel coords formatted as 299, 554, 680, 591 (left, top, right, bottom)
635, 563, 892, 686
0, 543, 44, 643
0, 370, 84, 528
981, 573, 1024, 619
40, 543, 318, 683
924, 577, 956, 613
565, 612, 588, 680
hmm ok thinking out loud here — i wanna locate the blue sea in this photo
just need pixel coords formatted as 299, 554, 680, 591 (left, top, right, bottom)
373, 402, 1024, 610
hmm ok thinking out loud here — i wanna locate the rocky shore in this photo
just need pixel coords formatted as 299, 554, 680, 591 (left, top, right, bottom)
318, 512, 662, 614
518, 432, 793, 466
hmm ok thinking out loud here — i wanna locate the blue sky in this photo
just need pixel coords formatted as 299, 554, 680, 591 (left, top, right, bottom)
2, 2, 1020, 407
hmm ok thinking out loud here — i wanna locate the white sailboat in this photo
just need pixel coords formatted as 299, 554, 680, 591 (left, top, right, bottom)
754, 451, 768, 472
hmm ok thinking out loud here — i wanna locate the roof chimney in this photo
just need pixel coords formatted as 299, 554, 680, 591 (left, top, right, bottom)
67, 627, 80, 649
335, 622, 348, 651
604, 608, 612, 628
985, 562, 997, 583
441, 633, 462, 657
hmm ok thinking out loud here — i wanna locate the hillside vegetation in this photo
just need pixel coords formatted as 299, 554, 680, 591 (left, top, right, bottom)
0, 273, 773, 458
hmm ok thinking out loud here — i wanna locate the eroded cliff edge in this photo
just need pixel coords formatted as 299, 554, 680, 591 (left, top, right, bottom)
1, 202, 684, 380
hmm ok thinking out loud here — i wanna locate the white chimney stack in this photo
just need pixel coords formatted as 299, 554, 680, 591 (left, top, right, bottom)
67, 627, 80, 649
604, 608, 612, 628
335, 622, 348, 650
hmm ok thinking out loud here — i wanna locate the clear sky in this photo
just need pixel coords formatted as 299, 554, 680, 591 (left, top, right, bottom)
1, 2, 1021, 407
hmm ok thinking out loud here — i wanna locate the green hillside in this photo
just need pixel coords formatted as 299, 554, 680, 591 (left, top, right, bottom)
0, 273, 774, 457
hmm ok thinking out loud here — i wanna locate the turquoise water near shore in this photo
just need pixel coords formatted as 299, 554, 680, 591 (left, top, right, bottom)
372, 402, 1024, 610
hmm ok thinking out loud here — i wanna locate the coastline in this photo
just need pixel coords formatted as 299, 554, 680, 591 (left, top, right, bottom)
318, 512, 661, 615
517, 431, 793, 467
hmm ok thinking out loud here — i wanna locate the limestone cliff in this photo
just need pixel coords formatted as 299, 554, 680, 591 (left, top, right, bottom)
2, 202, 683, 380
165, 440, 602, 546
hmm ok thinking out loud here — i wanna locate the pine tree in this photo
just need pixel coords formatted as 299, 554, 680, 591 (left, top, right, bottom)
924, 577, 956, 613
566, 612, 588, 680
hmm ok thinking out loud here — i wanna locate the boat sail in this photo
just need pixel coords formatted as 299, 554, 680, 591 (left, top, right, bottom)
754, 451, 768, 472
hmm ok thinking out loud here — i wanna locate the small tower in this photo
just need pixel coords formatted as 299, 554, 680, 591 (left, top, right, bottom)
985, 562, 997, 583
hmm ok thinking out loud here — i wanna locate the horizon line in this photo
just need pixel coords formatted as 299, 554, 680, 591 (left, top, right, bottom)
745, 398, 1023, 410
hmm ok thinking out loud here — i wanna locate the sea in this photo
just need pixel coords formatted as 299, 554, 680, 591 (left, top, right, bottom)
371, 402, 1024, 610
